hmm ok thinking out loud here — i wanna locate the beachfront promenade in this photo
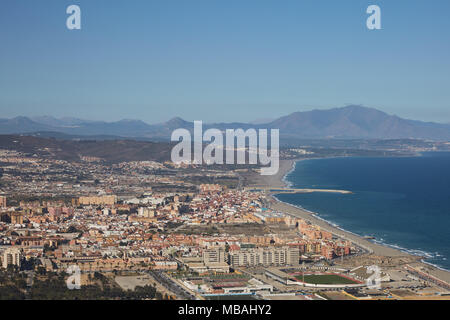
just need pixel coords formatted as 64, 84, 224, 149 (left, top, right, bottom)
245, 187, 352, 195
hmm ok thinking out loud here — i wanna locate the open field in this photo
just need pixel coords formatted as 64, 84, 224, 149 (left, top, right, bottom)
175, 223, 270, 236
295, 274, 359, 285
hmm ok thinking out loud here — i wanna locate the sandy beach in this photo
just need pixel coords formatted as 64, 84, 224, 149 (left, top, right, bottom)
250, 159, 450, 284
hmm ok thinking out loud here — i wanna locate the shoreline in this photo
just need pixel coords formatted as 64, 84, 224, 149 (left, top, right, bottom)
253, 158, 450, 284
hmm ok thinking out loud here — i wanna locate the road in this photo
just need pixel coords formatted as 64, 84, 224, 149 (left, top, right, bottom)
147, 271, 196, 300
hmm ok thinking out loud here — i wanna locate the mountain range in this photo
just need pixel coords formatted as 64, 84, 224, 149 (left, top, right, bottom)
1, 105, 450, 141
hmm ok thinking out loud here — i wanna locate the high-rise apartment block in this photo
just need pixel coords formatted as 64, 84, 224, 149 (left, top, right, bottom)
228, 247, 299, 267
2, 248, 22, 269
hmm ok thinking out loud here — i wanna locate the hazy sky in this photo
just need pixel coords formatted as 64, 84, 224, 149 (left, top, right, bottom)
1, 0, 450, 123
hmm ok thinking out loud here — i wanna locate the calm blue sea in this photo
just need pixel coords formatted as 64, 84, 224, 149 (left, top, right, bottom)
276, 152, 450, 270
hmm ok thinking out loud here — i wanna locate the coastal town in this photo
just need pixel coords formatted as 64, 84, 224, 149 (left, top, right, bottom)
1, 148, 449, 300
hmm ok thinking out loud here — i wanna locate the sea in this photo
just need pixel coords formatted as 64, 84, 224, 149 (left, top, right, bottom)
275, 152, 450, 271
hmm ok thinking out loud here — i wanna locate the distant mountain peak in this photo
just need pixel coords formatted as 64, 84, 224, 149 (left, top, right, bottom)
164, 117, 191, 127
267, 106, 450, 140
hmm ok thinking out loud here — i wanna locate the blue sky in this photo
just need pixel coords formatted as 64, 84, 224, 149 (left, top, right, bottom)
1, 0, 449, 123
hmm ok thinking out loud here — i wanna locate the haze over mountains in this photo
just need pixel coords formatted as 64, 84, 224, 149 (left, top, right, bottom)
1, 106, 450, 141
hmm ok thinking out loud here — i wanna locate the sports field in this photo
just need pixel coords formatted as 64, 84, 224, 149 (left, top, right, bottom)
294, 274, 359, 285
206, 294, 258, 300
